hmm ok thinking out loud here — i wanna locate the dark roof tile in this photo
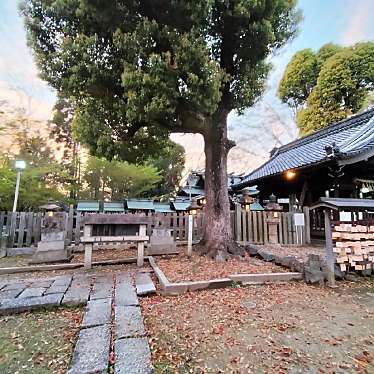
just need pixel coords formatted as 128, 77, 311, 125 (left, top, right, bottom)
238, 108, 374, 186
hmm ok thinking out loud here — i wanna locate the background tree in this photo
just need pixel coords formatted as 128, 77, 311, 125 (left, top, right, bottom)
49, 95, 81, 199
22, 0, 300, 259
148, 141, 185, 198
279, 42, 374, 135
0, 155, 65, 211
81, 156, 161, 200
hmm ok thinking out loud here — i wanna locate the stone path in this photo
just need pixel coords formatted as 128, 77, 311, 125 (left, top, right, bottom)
0, 271, 154, 373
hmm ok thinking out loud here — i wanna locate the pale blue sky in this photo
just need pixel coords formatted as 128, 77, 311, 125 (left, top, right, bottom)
1, 0, 373, 117
0, 0, 373, 170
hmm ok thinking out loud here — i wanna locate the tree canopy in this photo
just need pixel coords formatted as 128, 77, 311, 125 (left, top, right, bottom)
22, 0, 300, 258
81, 156, 162, 200
0, 136, 67, 211
279, 42, 374, 135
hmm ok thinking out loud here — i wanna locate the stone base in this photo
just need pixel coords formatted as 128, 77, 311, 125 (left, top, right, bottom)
31, 241, 72, 264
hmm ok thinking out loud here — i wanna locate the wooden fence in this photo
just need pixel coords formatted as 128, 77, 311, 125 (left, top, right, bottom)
231, 206, 311, 245
1, 207, 310, 249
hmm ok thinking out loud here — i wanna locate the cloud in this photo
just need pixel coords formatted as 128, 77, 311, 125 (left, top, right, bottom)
341, 0, 374, 45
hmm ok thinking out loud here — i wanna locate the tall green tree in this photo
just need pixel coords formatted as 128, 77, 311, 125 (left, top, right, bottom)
148, 141, 185, 197
81, 156, 161, 200
0, 156, 65, 211
22, 0, 300, 259
49, 95, 81, 199
279, 42, 374, 135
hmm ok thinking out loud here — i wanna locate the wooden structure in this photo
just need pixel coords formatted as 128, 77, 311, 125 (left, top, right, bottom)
235, 109, 374, 216
81, 214, 152, 268
232, 204, 311, 246
1, 205, 310, 251
310, 198, 374, 285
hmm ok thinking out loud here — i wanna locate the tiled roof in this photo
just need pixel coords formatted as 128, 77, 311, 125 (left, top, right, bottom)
103, 202, 124, 212
179, 186, 205, 196
237, 108, 374, 186
126, 199, 154, 210
171, 200, 191, 211
77, 201, 100, 212
153, 202, 174, 213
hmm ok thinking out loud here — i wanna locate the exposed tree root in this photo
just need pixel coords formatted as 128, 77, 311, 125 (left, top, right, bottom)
194, 239, 246, 262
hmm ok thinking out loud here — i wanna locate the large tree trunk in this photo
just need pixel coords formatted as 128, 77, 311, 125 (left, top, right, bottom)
198, 109, 243, 261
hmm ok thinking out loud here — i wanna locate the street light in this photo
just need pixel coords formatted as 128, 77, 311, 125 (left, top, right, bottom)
12, 160, 26, 212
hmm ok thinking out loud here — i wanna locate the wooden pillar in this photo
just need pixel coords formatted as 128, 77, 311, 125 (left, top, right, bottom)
324, 209, 336, 287
303, 206, 311, 244
234, 203, 242, 242
137, 224, 146, 267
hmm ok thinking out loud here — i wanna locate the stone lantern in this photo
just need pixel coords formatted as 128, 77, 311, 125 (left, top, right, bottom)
240, 186, 259, 211
32, 211, 71, 264
265, 194, 283, 244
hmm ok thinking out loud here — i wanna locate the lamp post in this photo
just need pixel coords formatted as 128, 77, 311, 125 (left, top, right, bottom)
187, 198, 200, 256
12, 160, 26, 212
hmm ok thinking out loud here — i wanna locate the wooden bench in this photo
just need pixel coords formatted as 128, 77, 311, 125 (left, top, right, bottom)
81, 214, 153, 269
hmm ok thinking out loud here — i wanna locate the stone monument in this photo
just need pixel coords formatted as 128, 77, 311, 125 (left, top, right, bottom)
31, 212, 71, 263
146, 228, 177, 255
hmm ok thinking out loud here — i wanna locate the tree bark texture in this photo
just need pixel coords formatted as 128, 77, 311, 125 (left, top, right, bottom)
199, 109, 243, 261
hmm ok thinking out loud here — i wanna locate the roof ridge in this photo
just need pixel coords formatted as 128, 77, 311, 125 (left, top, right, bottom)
278, 108, 374, 153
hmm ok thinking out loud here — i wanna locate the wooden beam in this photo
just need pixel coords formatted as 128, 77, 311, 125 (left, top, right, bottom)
324, 209, 336, 287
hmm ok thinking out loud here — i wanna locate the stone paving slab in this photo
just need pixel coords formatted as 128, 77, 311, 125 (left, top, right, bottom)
115, 305, 146, 339
95, 274, 113, 284
44, 283, 70, 295
18, 287, 47, 298
0, 289, 24, 300
30, 280, 53, 288
136, 273, 156, 296
116, 279, 139, 306
90, 279, 113, 300
0, 293, 63, 315
115, 337, 153, 374
62, 286, 91, 306
52, 275, 72, 286
2, 283, 27, 291
81, 298, 112, 328
68, 324, 111, 374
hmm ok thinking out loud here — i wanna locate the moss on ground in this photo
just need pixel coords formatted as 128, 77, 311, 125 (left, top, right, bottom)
0, 307, 82, 374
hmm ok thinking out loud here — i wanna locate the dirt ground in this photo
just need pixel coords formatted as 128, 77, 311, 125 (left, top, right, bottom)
157, 253, 288, 283
256, 244, 326, 263
0, 255, 31, 268
141, 279, 374, 373
72, 247, 138, 263
0, 307, 83, 374
0, 262, 148, 283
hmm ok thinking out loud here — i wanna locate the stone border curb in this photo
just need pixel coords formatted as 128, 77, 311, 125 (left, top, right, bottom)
0, 257, 139, 275
148, 256, 302, 296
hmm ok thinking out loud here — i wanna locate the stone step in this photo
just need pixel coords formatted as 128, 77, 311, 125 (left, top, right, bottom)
116, 276, 139, 306
135, 273, 156, 296
115, 337, 153, 374
115, 305, 146, 339
81, 298, 112, 328
0, 293, 63, 315
68, 324, 111, 374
